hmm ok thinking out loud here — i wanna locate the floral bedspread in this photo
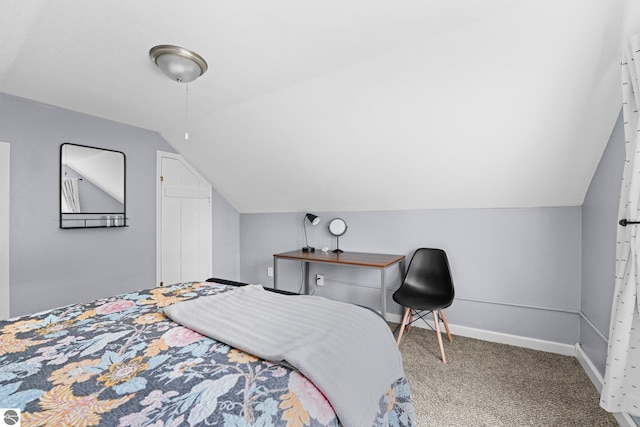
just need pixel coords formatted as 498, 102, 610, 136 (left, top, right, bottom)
0, 282, 415, 426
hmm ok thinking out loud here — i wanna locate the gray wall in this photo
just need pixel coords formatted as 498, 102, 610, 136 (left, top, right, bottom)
581, 110, 625, 374
1, 93, 240, 316
212, 186, 240, 280
241, 206, 582, 344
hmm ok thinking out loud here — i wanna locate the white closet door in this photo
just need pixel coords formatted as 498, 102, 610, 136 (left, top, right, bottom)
157, 152, 212, 286
0, 142, 9, 319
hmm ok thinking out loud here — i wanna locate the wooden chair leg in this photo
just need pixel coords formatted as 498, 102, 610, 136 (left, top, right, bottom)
396, 307, 411, 345
406, 309, 414, 332
433, 311, 446, 363
440, 310, 452, 342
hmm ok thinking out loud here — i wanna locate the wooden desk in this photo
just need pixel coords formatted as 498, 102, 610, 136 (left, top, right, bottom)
273, 250, 405, 319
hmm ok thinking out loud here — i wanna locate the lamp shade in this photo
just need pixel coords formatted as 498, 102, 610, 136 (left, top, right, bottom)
305, 213, 320, 226
149, 45, 208, 83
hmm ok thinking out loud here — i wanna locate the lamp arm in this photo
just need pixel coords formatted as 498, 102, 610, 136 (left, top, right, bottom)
303, 217, 309, 247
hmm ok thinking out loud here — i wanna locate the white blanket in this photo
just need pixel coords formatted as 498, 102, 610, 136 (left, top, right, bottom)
164, 284, 407, 427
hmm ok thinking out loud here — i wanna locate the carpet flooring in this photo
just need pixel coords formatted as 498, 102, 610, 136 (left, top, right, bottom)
394, 325, 618, 426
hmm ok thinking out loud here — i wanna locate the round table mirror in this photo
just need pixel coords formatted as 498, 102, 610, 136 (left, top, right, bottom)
328, 218, 348, 253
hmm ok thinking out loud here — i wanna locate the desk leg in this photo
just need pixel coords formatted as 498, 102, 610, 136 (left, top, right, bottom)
381, 268, 387, 321
273, 256, 278, 289
393, 260, 406, 322
304, 261, 310, 294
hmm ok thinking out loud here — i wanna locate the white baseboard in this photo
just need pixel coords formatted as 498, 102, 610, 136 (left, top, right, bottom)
386, 312, 575, 356
575, 344, 637, 427
575, 343, 604, 392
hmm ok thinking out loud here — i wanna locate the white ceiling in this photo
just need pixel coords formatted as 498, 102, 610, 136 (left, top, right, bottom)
2, 0, 638, 213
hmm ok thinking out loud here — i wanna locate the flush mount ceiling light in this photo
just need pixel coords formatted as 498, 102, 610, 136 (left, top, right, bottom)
149, 45, 208, 83
149, 45, 208, 141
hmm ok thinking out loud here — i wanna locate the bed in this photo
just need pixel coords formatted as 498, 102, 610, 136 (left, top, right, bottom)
0, 279, 415, 426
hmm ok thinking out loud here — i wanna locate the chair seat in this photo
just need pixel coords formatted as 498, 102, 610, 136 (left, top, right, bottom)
393, 284, 453, 311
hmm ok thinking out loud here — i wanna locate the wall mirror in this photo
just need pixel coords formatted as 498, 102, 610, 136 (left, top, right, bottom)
328, 218, 348, 253
60, 143, 126, 229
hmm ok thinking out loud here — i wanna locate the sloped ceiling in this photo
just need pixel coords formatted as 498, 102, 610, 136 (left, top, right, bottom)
1, 0, 638, 213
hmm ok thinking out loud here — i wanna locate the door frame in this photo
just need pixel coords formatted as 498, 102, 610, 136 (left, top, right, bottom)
1, 142, 9, 319
156, 151, 212, 286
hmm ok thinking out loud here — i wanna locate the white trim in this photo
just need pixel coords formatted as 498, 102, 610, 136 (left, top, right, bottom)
455, 295, 579, 315
575, 344, 637, 427
0, 142, 9, 320
575, 344, 604, 392
156, 152, 163, 287
386, 312, 575, 355
614, 411, 638, 427
580, 311, 609, 343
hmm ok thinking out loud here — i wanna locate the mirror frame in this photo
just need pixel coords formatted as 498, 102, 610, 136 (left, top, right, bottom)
328, 218, 348, 236
59, 143, 127, 229
328, 218, 348, 253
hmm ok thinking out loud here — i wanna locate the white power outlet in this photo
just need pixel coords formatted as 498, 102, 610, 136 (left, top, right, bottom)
316, 274, 324, 286
267, 267, 273, 277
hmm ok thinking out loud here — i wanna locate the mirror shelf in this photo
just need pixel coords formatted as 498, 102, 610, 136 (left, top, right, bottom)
60, 215, 128, 229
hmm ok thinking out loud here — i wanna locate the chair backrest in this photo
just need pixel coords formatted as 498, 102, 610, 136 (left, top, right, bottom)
403, 248, 455, 303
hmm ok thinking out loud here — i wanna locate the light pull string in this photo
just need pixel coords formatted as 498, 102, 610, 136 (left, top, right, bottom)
185, 82, 189, 141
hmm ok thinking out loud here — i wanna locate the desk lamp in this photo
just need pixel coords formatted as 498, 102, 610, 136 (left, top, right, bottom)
302, 213, 320, 252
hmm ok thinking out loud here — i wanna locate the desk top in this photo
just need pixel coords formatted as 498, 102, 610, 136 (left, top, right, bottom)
274, 250, 405, 268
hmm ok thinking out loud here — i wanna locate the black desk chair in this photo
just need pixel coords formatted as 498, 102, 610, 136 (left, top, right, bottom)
393, 248, 455, 363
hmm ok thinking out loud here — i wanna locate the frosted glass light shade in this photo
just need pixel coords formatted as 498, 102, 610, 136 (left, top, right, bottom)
149, 45, 208, 83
